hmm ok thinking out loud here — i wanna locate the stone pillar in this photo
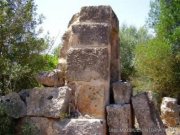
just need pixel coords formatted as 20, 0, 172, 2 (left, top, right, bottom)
63, 6, 120, 119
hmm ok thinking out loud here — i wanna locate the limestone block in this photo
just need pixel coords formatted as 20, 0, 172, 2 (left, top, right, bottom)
161, 97, 180, 127
36, 69, 65, 87
56, 119, 105, 135
79, 6, 118, 27
132, 92, 166, 135
74, 81, 109, 119
106, 104, 132, 135
113, 81, 132, 104
17, 117, 104, 135
66, 47, 109, 82
71, 23, 110, 45
26, 86, 72, 118
0, 92, 26, 118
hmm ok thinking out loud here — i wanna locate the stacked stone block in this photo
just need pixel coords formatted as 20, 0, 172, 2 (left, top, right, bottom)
64, 6, 120, 120
106, 81, 133, 135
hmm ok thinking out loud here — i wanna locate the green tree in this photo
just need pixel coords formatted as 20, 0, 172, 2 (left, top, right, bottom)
0, 0, 56, 94
157, 0, 180, 100
135, 39, 174, 96
146, 0, 160, 29
53, 45, 61, 58
120, 24, 152, 80
157, 0, 180, 52
139, 0, 180, 100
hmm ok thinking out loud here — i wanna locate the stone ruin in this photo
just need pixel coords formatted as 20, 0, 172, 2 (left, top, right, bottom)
0, 6, 170, 135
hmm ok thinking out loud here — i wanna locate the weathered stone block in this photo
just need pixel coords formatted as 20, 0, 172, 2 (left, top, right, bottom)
113, 81, 132, 104
26, 86, 72, 118
36, 69, 65, 87
71, 23, 110, 45
132, 92, 166, 135
66, 47, 109, 82
56, 119, 105, 135
79, 6, 118, 26
161, 97, 180, 127
74, 81, 109, 119
106, 104, 132, 135
0, 92, 26, 118
17, 117, 104, 135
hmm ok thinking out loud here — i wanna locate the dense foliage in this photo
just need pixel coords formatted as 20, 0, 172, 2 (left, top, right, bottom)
134, 39, 174, 96
0, 0, 57, 95
120, 24, 152, 80
133, 0, 180, 99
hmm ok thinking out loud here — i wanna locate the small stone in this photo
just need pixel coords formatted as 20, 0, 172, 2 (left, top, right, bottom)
113, 81, 132, 104
36, 69, 65, 87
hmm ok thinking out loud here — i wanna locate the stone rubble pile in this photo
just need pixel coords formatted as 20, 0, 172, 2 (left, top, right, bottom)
1, 5, 178, 135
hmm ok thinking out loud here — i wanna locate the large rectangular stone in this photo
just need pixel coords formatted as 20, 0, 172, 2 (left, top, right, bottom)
66, 47, 109, 82
79, 6, 118, 27
80, 6, 111, 22
106, 104, 133, 135
132, 92, 166, 135
26, 86, 72, 118
17, 117, 105, 135
73, 81, 109, 119
56, 119, 105, 135
71, 23, 110, 45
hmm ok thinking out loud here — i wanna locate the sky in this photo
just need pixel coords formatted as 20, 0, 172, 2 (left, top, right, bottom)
35, 0, 151, 48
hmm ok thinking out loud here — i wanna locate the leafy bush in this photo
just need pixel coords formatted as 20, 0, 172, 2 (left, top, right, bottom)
120, 24, 152, 80
134, 39, 176, 98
